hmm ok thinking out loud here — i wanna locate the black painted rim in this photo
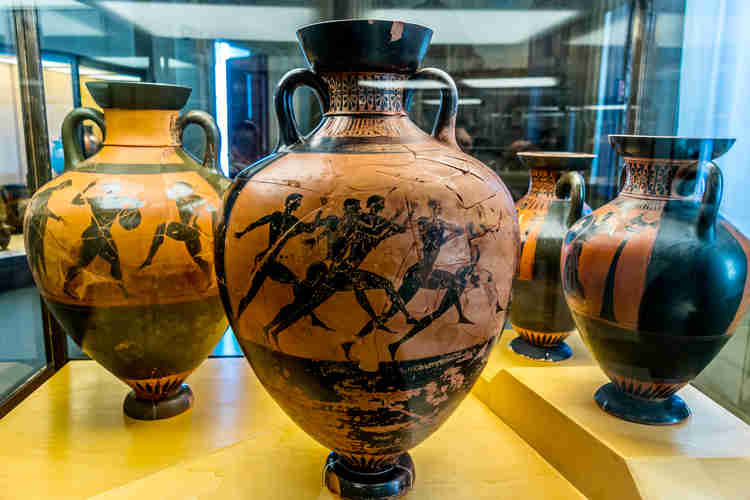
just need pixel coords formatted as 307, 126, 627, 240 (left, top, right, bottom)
296, 19, 433, 73
609, 135, 735, 161
517, 151, 595, 171
86, 81, 191, 110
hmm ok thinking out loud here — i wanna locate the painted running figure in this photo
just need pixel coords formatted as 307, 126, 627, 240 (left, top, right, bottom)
343, 199, 467, 358
262, 197, 417, 347
26, 179, 72, 278
139, 182, 216, 275
63, 180, 143, 299
234, 193, 321, 318
386, 222, 495, 359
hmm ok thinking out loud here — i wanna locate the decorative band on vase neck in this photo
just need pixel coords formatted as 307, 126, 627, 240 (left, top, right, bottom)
528, 169, 560, 197
322, 72, 408, 115
620, 157, 698, 198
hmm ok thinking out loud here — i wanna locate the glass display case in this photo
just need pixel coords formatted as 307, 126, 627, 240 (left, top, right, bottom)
2, 1, 750, 498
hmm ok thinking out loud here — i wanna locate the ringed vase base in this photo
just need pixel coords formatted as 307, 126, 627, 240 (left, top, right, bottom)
124, 384, 195, 420
594, 382, 690, 425
509, 334, 572, 362
324, 452, 415, 500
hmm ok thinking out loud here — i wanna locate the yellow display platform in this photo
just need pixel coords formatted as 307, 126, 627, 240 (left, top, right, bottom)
0, 358, 583, 499
477, 364, 750, 500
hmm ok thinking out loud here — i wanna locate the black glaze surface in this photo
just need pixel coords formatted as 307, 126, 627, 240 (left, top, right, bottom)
609, 135, 735, 161
297, 20, 432, 74
124, 384, 194, 420
594, 382, 690, 425
324, 452, 414, 499
87, 81, 191, 110
46, 296, 225, 379
509, 336, 572, 362
240, 338, 494, 463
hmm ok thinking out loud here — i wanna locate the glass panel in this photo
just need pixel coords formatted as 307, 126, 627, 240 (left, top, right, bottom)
24, 0, 750, 423
0, 10, 48, 402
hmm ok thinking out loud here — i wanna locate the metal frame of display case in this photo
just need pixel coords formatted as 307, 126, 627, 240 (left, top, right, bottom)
0, 0, 659, 418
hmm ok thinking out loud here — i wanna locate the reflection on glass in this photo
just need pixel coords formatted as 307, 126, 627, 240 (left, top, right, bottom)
0, 21, 47, 402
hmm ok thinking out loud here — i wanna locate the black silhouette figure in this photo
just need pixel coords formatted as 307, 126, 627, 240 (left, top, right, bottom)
235, 193, 322, 318
26, 179, 72, 277
562, 212, 616, 300
600, 213, 657, 322
387, 228, 488, 360
343, 199, 467, 358
63, 181, 143, 299
261, 197, 417, 347
139, 182, 216, 275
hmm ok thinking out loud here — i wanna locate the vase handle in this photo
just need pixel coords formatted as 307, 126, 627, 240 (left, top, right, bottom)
556, 171, 586, 228
697, 161, 723, 241
61, 107, 105, 171
177, 110, 221, 172
273, 68, 330, 151
404, 68, 460, 150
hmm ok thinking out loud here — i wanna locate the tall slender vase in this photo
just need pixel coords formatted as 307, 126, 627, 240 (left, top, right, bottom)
24, 81, 230, 420
216, 20, 519, 499
561, 135, 750, 424
510, 152, 592, 361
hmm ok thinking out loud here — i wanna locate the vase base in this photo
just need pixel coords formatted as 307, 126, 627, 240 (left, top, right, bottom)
510, 336, 572, 362
324, 452, 414, 499
594, 382, 690, 425
123, 383, 194, 420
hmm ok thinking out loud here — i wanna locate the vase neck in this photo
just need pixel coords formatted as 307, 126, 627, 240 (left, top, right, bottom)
102, 109, 180, 147
528, 168, 560, 197
322, 72, 407, 115
620, 157, 697, 198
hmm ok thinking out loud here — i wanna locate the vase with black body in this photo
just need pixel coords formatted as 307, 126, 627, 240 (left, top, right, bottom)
216, 20, 519, 499
24, 81, 230, 420
510, 152, 592, 361
560, 135, 750, 424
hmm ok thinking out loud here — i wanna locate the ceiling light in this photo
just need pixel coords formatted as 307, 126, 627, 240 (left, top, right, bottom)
461, 77, 559, 88
423, 98, 481, 106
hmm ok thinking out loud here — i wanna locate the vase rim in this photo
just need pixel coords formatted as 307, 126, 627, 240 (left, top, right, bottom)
296, 19, 433, 74
86, 81, 191, 110
517, 151, 595, 170
609, 134, 735, 160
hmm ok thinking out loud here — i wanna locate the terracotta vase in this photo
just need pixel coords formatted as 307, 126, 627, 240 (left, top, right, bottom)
510, 152, 593, 361
1, 184, 30, 233
24, 81, 230, 420
216, 20, 519, 499
561, 135, 750, 424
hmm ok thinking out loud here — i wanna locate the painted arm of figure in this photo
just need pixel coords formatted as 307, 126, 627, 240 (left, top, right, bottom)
292, 210, 323, 235
442, 220, 466, 244
235, 213, 274, 238
139, 223, 167, 269
72, 180, 98, 206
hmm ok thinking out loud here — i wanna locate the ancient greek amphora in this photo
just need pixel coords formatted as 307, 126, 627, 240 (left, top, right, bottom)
24, 81, 230, 420
561, 135, 750, 424
510, 152, 592, 361
216, 20, 519, 499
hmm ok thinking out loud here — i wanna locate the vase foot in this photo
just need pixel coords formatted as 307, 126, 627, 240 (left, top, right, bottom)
123, 383, 194, 420
323, 452, 414, 499
510, 336, 572, 362
594, 382, 690, 425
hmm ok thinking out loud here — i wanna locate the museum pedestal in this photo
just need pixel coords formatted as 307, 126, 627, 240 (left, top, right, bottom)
0, 358, 582, 499
473, 331, 750, 500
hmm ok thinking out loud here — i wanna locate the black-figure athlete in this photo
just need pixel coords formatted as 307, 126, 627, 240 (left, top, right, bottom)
26, 179, 72, 278
343, 199, 467, 358
63, 181, 143, 299
235, 193, 321, 318
139, 182, 216, 275
261, 197, 416, 347
387, 227, 488, 360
